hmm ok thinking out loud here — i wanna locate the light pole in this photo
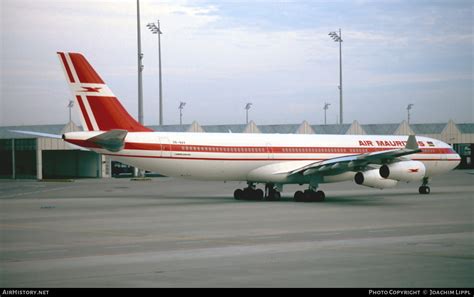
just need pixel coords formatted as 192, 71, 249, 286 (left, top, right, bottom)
407, 104, 414, 124
147, 20, 164, 126
136, 0, 144, 178
67, 100, 74, 123
328, 29, 343, 125
136, 0, 144, 125
179, 101, 186, 126
323, 102, 331, 125
245, 103, 252, 124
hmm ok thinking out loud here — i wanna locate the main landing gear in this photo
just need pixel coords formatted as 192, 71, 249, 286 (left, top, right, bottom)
234, 182, 326, 202
234, 183, 281, 201
419, 177, 431, 195
265, 183, 281, 201
294, 185, 325, 202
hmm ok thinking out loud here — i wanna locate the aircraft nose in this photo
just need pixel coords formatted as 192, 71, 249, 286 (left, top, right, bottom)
455, 152, 461, 166
450, 148, 461, 168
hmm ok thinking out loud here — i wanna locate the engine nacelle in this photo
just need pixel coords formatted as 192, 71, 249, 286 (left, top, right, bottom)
379, 161, 426, 182
355, 169, 398, 189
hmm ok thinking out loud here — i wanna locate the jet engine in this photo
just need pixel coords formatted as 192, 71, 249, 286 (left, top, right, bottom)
379, 161, 426, 182
355, 169, 398, 189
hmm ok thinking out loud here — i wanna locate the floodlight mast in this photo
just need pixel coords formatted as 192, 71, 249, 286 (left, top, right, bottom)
328, 29, 343, 125
407, 104, 414, 124
68, 100, 74, 123
147, 20, 164, 125
136, 0, 144, 125
245, 103, 253, 124
179, 101, 186, 126
323, 102, 331, 125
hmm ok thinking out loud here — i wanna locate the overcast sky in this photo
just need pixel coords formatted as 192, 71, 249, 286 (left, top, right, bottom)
1, 0, 472, 127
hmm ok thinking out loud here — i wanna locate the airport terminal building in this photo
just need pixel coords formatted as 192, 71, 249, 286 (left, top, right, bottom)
1, 120, 473, 179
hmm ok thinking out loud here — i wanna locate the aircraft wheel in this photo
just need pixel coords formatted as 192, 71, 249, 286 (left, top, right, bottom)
243, 188, 255, 200
234, 189, 243, 200
419, 186, 430, 195
267, 190, 281, 201
294, 191, 304, 202
301, 190, 326, 202
316, 190, 326, 202
303, 190, 314, 202
255, 189, 264, 201
272, 191, 281, 201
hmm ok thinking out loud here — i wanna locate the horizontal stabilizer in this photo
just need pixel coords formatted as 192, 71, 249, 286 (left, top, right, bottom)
10, 130, 89, 151
10, 130, 62, 139
86, 129, 127, 152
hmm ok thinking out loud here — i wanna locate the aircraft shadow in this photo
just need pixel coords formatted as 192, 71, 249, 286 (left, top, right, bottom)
155, 192, 414, 207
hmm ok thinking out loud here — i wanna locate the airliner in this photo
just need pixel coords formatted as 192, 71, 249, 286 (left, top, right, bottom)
15, 52, 462, 202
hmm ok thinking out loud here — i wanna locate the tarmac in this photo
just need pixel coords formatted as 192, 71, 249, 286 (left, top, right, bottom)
0, 170, 473, 287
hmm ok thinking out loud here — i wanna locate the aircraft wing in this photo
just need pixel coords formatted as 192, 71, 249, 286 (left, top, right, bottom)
288, 135, 422, 177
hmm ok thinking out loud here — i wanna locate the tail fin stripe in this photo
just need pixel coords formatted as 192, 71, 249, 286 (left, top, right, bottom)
81, 95, 99, 130
58, 53, 75, 83
69, 53, 104, 84
76, 95, 94, 131
64, 53, 80, 83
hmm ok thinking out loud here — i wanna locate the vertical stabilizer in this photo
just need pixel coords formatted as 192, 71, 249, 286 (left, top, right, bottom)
57, 52, 151, 132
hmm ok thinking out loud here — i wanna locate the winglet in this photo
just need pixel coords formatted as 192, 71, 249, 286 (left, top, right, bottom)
405, 135, 418, 150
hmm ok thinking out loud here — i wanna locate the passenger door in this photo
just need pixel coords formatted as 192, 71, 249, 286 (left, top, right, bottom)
159, 137, 171, 158
266, 143, 274, 160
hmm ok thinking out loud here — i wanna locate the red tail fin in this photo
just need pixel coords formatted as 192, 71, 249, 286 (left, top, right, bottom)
57, 52, 152, 132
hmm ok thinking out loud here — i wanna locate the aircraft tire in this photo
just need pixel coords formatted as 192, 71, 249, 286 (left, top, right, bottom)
316, 190, 326, 202
234, 189, 243, 200
243, 188, 254, 200
255, 189, 264, 201
419, 186, 430, 195
272, 191, 281, 201
303, 190, 313, 202
266, 189, 280, 201
294, 191, 305, 202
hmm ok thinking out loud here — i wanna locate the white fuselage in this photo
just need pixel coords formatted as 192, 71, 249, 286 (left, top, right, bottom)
65, 131, 461, 184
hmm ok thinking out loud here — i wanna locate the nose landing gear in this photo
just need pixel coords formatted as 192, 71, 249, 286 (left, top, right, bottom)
419, 177, 431, 195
